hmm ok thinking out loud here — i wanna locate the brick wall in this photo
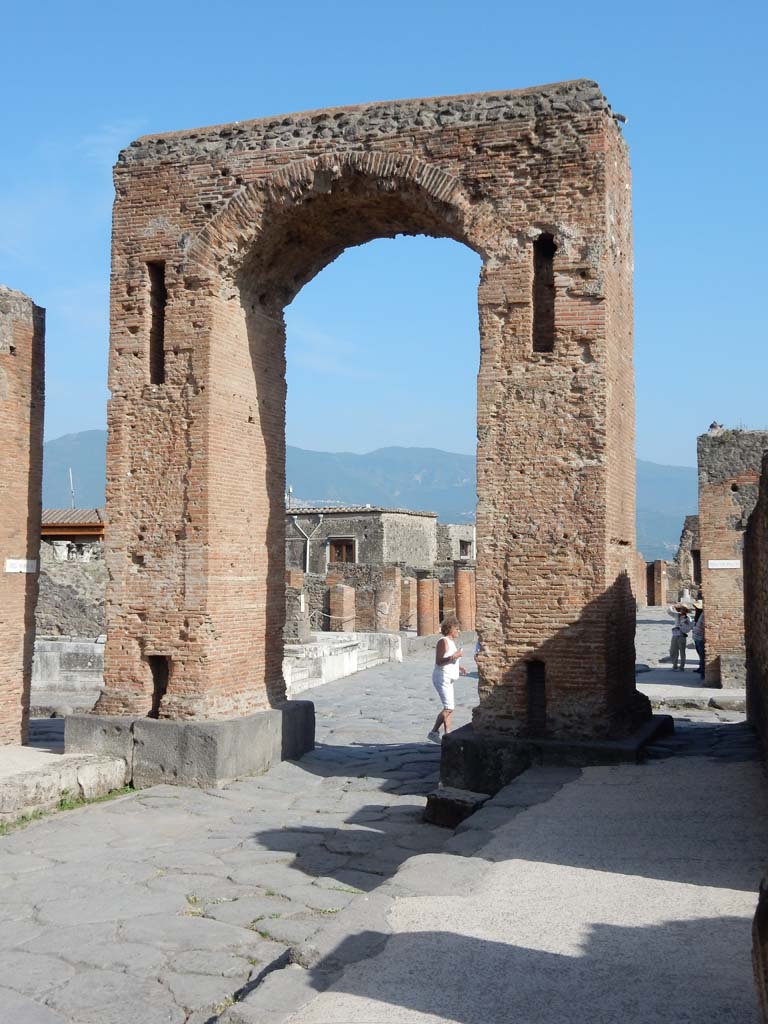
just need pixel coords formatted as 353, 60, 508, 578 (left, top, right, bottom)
100, 80, 642, 738
699, 429, 768, 686
0, 287, 45, 744
745, 453, 768, 745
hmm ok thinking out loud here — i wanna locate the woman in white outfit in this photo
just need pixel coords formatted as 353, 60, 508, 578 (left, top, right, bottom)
428, 617, 467, 743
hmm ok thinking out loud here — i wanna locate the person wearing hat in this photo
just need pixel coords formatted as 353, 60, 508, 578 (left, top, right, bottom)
692, 600, 705, 678
667, 602, 694, 671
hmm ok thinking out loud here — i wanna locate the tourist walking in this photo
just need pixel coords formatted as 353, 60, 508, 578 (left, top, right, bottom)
692, 601, 706, 679
667, 603, 693, 671
428, 616, 466, 743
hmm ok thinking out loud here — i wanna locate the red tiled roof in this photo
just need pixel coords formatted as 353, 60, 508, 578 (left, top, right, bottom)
286, 506, 437, 517
42, 508, 106, 526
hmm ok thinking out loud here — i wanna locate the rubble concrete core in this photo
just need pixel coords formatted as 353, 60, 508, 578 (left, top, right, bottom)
77, 80, 646, 782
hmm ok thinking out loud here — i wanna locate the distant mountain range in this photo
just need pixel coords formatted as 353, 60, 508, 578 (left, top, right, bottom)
43, 430, 697, 560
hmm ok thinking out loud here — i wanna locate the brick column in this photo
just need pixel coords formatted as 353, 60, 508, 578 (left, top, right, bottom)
400, 577, 417, 631
650, 561, 667, 607
417, 576, 439, 636
454, 563, 476, 631
375, 566, 401, 633
635, 554, 647, 608
0, 287, 44, 745
329, 584, 355, 633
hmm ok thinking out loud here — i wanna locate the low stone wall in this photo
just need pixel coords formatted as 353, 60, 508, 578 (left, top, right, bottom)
30, 637, 105, 712
283, 632, 402, 696
32, 638, 104, 691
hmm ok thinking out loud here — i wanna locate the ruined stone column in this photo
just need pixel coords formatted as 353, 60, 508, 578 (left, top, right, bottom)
650, 561, 667, 607
284, 575, 310, 644
417, 576, 439, 636
0, 287, 44, 745
454, 563, 475, 631
375, 565, 401, 633
442, 582, 456, 621
400, 577, 417, 631
329, 584, 355, 633
634, 553, 648, 609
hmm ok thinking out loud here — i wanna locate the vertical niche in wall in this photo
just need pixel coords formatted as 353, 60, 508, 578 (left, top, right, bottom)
532, 233, 557, 353
526, 659, 547, 736
147, 261, 167, 385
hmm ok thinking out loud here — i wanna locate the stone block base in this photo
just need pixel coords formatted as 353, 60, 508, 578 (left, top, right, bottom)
65, 701, 315, 789
423, 785, 491, 828
440, 715, 674, 795
721, 654, 747, 689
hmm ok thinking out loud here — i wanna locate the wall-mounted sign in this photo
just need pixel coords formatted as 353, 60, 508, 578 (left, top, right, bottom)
708, 559, 741, 569
5, 559, 37, 573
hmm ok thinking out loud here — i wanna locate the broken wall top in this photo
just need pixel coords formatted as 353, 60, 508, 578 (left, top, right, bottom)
117, 79, 616, 168
698, 430, 768, 486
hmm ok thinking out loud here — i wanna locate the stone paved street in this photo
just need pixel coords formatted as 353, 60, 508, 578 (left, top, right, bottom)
1, 624, 767, 1023
0, 642, 476, 1023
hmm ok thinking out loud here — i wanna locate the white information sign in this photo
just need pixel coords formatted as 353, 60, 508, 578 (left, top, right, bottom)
4, 559, 37, 574
707, 559, 741, 570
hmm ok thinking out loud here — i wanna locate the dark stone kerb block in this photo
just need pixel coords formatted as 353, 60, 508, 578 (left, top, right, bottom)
64, 701, 315, 789
424, 786, 491, 828
65, 714, 135, 764
441, 716, 674, 795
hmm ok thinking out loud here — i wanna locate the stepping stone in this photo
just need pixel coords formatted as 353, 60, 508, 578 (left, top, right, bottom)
423, 786, 491, 828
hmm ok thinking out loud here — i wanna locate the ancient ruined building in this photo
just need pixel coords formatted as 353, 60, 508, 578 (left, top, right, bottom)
0, 287, 45, 744
698, 427, 768, 687
79, 80, 645, 779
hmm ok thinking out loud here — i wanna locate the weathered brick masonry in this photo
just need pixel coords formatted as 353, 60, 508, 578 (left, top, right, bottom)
699, 429, 768, 686
0, 287, 44, 744
98, 80, 644, 738
745, 453, 768, 745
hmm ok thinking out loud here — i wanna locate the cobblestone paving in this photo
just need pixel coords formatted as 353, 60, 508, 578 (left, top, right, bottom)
0, 643, 477, 1023
1, 625, 764, 1024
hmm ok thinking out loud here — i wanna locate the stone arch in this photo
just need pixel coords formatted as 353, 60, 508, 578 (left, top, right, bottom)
174, 152, 494, 717
187, 150, 489, 278
94, 85, 645, 786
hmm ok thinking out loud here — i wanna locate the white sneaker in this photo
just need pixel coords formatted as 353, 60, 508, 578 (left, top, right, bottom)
427, 731, 441, 745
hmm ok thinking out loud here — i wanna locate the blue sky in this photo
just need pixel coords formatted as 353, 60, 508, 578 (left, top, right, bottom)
1, 0, 765, 467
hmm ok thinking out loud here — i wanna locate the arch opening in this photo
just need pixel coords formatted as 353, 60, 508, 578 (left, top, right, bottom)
230, 172, 484, 702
